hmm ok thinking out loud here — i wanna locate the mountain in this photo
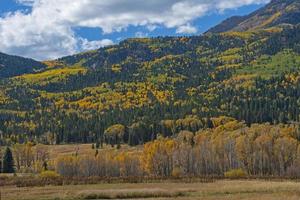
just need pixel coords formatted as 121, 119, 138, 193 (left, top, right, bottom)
208, 0, 300, 33
0, 0, 300, 145
0, 52, 46, 78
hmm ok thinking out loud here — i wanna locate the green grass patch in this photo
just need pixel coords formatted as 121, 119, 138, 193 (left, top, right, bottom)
235, 49, 300, 78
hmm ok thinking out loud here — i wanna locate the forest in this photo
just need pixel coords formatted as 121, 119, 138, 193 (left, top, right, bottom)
1, 117, 300, 179
1, 26, 300, 147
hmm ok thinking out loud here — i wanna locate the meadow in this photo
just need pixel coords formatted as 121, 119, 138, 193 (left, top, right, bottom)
2, 180, 300, 200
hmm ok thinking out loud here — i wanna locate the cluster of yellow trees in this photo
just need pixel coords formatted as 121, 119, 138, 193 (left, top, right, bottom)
12, 143, 49, 173
55, 151, 142, 177
53, 119, 300, 178
49, 81, 173, 111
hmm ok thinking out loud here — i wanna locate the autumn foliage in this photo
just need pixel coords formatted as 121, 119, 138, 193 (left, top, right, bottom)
24, 119, 300, 178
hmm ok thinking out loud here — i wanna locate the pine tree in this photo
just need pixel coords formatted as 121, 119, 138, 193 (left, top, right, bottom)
0, 150, 2, 173
43, 161, 48, 171
95, 141, 100, 149
2, 147, 15, 173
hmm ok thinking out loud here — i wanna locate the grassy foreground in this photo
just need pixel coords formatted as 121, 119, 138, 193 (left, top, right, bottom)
2, 180, 300, 200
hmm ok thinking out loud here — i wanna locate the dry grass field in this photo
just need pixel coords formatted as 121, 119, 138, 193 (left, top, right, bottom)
45, 143, 141, 160
47, 143, 98, 160
2, 180, 300, 200
1, 143, 139, 159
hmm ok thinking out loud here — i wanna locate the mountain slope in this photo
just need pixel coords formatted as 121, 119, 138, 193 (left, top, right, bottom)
0, 52, 46, 78
208, 0, 300, 33
1, 25, 300, 144
1, 0, 300, 145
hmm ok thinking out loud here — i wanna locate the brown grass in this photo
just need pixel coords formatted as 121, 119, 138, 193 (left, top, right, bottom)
0, 175, 213, 187
78, 189, 189, 199
46, 143, 141, 160
2, 180, 300, 200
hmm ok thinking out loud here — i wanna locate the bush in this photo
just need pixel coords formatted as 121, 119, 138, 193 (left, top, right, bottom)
286, 162, 300, 178
172, 167, 183, 178
224, 169, 247, 179
39, 170, 60, 179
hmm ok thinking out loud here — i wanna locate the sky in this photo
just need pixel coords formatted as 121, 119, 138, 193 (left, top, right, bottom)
0, 0, 270, 61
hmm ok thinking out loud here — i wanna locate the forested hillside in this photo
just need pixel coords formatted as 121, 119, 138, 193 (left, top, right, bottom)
1, 0, 300, 147
208, 0, 300, 33
0, 52, 46, 78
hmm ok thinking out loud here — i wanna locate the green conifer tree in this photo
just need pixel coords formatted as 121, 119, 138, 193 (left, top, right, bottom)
2, 147, 15, 173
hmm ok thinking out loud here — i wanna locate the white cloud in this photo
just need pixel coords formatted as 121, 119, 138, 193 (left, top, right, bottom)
81, 39, 114, 51
135, 32, 149, 38
176, 24, 198, 34
0, 0, 270, 60
146, 25, 158, 32
216, 0, 270, 11
16, 0, 35, 6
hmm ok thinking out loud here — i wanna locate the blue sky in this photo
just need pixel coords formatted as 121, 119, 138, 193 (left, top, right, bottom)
75, 4, 264, 42
1, 0, 30, 13
0, 0, 269, 60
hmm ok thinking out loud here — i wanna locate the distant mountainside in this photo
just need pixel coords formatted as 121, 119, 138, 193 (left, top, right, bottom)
0, 52, 46, 78
1, 0, 300, 146
208, 0, 300, 33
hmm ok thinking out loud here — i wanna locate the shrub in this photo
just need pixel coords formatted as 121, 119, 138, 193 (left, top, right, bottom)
286, 161, 300, 178
172, 167, 183, 178
39, 170, 60, 179
224, 169, 247, 179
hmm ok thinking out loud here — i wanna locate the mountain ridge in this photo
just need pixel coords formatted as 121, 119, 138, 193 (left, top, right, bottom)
0, 52, 46, 78
208, 0, 300, 33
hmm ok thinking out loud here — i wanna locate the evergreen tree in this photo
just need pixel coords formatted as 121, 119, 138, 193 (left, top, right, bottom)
95, 141, 100, 149
43, 161, 48, 171
2, 147, 15, 173
0, 150, 2, 173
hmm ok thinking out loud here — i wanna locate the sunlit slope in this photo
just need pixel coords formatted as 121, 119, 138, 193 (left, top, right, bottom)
209, 0, 300, 33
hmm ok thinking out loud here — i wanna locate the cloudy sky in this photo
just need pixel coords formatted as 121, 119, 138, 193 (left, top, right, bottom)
0, 0, 270, 60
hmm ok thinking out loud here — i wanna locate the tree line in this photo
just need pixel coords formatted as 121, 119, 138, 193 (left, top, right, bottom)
2, 118, 300, 178
55, 121, 300, 178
